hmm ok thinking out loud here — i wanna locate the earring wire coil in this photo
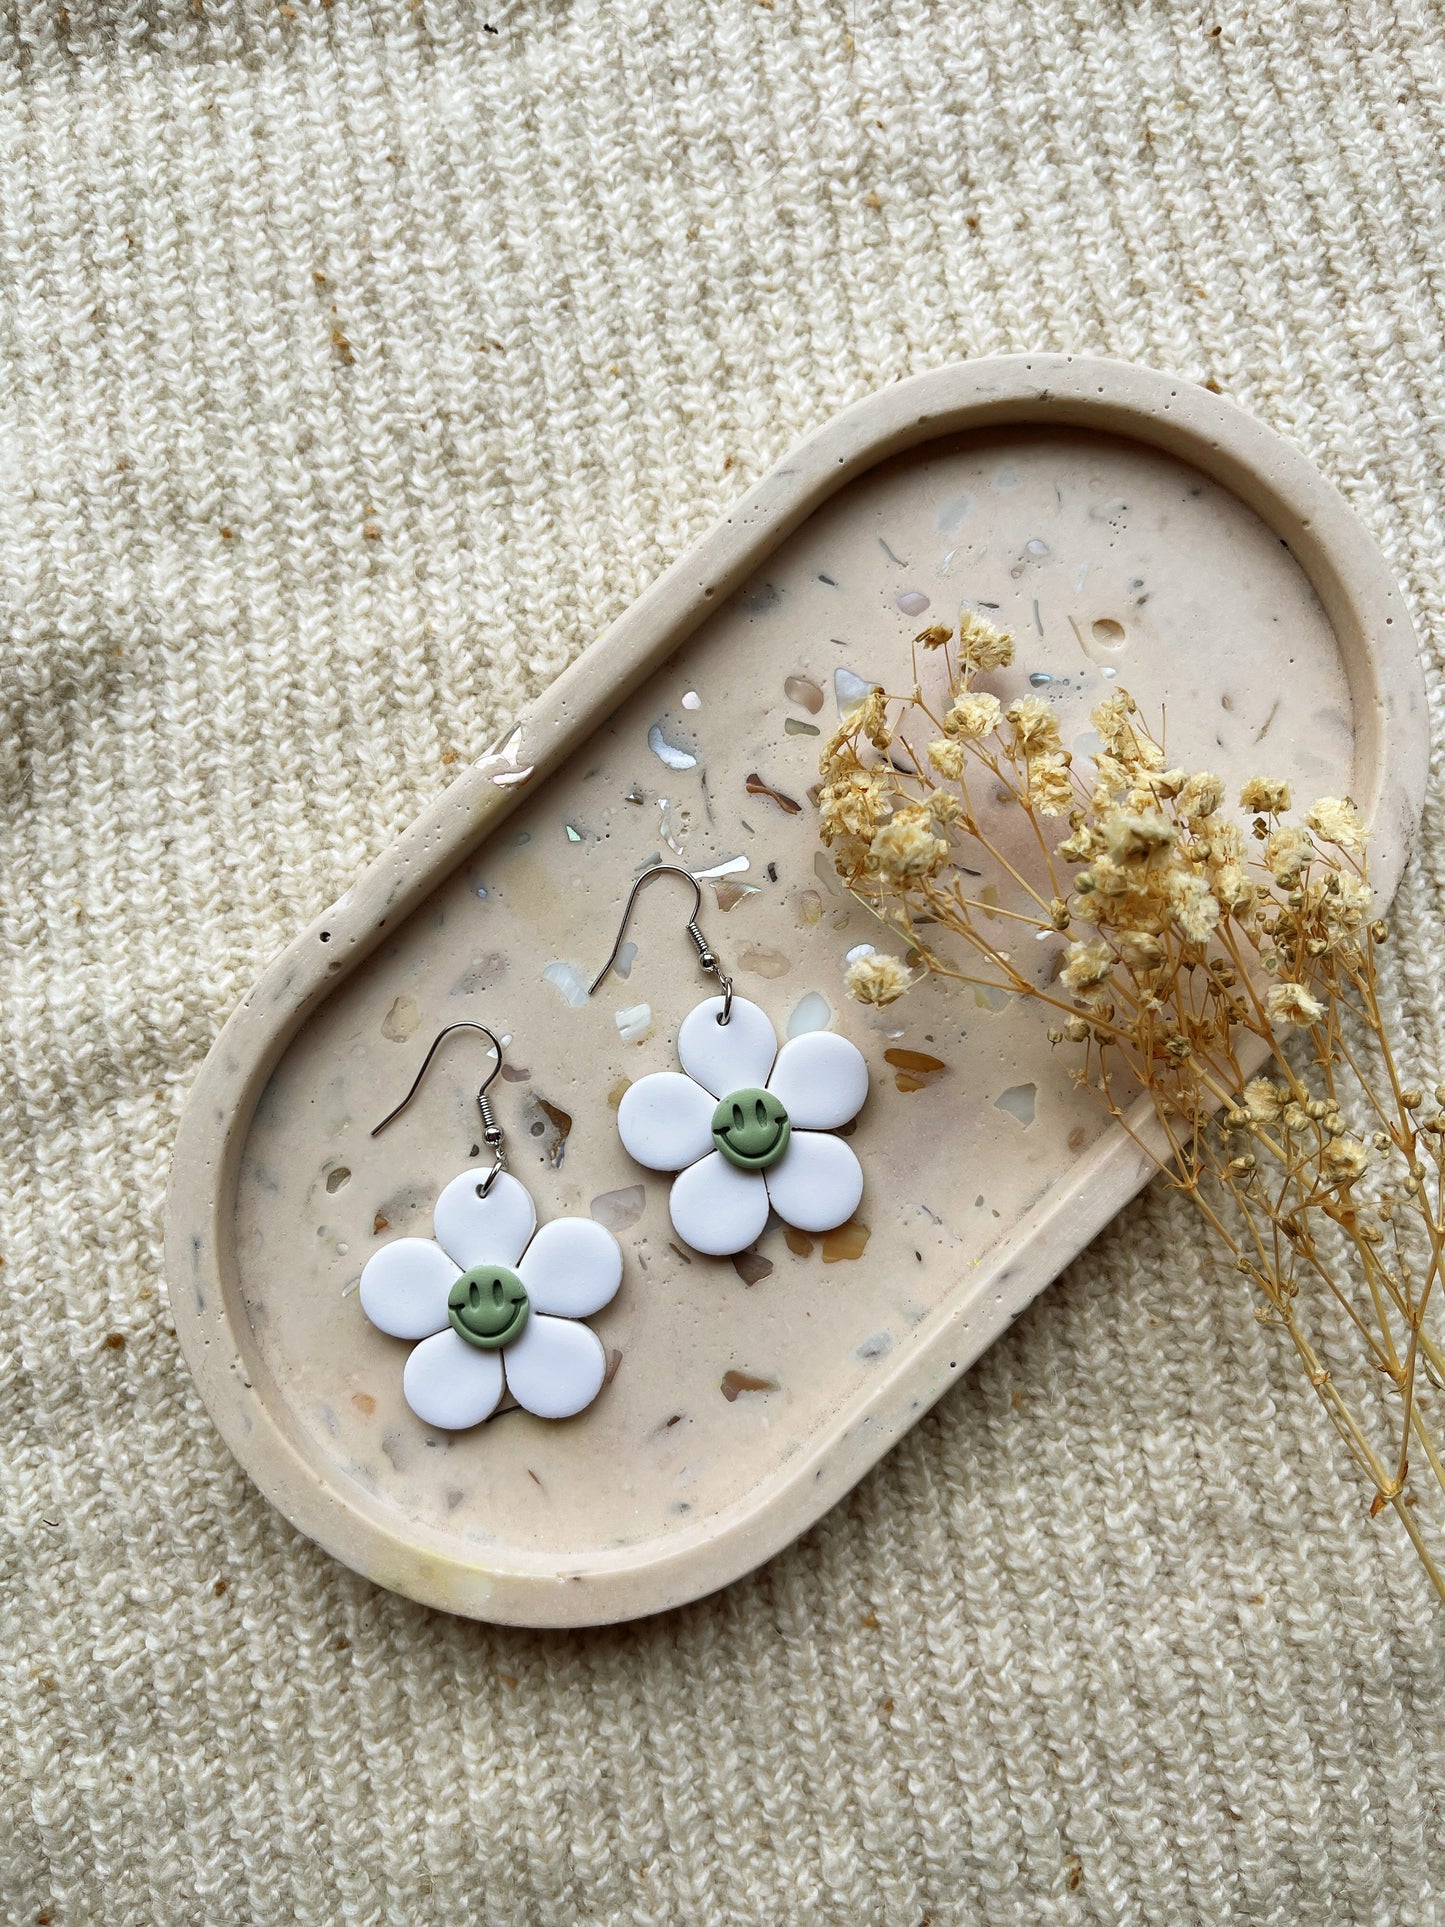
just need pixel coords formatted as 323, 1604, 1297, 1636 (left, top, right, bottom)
588, 863, 734, 1024
371, 1021, 509, 1195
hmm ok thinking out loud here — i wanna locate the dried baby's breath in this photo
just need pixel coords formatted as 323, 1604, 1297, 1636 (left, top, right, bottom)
927, 737, 968, 782
852, 686, 892, 752
1060, 939, 1114, 994
946, 691, 1003, 739
1264, 825, 1314, 885
821, 614, 1445, 1602
1307, 795, 1366, 854
1028, 753, 1074, 817
957, 611, 1015, 673
845, 951, 913, 1006
1005, 695, 1062, 758
1241, 775, 1292, 814
1265, 980, 1324, 1028
1177, 770, 1224, 823
868, 805, 951, 880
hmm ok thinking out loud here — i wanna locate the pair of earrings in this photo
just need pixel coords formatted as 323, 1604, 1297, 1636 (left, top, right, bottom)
356, 866, 872, 1432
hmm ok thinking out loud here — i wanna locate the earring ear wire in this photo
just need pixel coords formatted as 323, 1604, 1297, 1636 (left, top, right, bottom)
587, 863, 734, 1024
371, 1021, 509, 1195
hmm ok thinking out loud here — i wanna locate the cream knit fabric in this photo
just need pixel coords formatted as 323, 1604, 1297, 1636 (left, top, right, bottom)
3, 2, 1445, 1921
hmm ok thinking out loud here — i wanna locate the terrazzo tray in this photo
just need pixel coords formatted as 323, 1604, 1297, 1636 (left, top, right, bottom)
167, 357, 1429, 1627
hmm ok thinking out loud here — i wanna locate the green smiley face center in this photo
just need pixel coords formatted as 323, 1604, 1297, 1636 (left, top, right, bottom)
447, 1264, 529, 1350
711, 1086, 791, 1172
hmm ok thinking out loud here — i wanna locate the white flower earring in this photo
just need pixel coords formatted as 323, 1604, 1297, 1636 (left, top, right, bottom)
358, 1023, 622, 1429
588, 867, 870, 1257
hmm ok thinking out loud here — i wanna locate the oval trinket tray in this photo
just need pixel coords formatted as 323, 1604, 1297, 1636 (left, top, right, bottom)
167, 356, 1428, 1625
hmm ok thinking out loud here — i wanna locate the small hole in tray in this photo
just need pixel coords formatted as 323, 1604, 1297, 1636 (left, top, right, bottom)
319, 931, 331, 943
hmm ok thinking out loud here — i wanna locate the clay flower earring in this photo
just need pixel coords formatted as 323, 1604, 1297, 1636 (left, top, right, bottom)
357, 1024, 622, 1429
589, 867, 869, 1257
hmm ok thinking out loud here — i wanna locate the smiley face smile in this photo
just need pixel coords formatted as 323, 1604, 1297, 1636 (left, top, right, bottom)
711, 1086, 791, 1172
447, 1263, 530, 1349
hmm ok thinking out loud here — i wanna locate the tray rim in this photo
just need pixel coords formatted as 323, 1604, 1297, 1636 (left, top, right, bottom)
165, 355, 1430, 1625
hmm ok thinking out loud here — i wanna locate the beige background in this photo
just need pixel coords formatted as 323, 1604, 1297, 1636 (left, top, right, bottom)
2, 2, 1444, 1922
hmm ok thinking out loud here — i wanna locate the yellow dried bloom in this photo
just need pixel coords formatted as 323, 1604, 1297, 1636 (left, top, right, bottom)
946, 691, 1002, 739
818, 770, 892, 843
1055, 825, 1098, 864
1117, 930, 1165, 971
1006, 696, 1062, 758
957, 611, 1014, 672
925, 788, 966, 827
1076, 886, 1168, 936
850, 686, 892, 751
1089, 755, 1132, 801
1320, 1136, 1370, 1185
1177, 771, 1224, 822
1240, 776, 1292, 814
1092, 690, 1136, 740
868, 806, 951, 880
1061, 939, 1114, 993
927, 738, 967, 781
1244, 1077, 1284, 1123
1328, 870, 1372, 924
1091, 691, 1164, 771
1201, 819, 1245, 867
1028, 753, 1074, 817
1293, 873, 1372, 949
830, 835, 871, 883
845, 951, 914, 1006
1166, 870, 1220, 944
1062, 1015, 1090, 1042
1103, 811, 1176, 866
1075, 856, 1125, 899
818, 711, 872, 780
1142, 767, 1187, 801
1264, 826, 1315, 887
915, 624, 954, 649
1266, 980, 1325, 1028
1213, 862, 1255, 913
1306, 796, 1365, 854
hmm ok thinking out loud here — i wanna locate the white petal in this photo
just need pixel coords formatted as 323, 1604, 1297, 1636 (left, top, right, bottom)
617, 1071, 716, 1171
358, 1238, 459, 1340
433, 1169, 536, 1271
518, 1217, 623, 1318
668, 1151, 770, 1257
402, 1329, 505, 1430
678, 995, 777, 1098
767, 1031, 869, 1129
503, 1314, 607, 1419
764, 1131, 864, 1233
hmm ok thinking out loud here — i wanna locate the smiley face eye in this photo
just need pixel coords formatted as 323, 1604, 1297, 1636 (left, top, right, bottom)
754, 1096, 768, 1127
731, 1102, 744, 1132
491, 1275, 504, 1306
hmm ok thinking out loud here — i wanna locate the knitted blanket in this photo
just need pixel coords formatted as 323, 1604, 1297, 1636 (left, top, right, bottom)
2, 3, 1443, 1920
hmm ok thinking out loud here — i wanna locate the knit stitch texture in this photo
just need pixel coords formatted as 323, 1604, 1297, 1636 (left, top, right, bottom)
2, 2, 1445, 1922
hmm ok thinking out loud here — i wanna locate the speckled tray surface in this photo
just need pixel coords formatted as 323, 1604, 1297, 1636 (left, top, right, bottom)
167, 357, 1428, 1626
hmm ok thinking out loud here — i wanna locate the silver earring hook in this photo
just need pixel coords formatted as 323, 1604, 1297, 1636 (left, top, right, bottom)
588, 863, 734, 1025
371, 1021, 509, 1195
